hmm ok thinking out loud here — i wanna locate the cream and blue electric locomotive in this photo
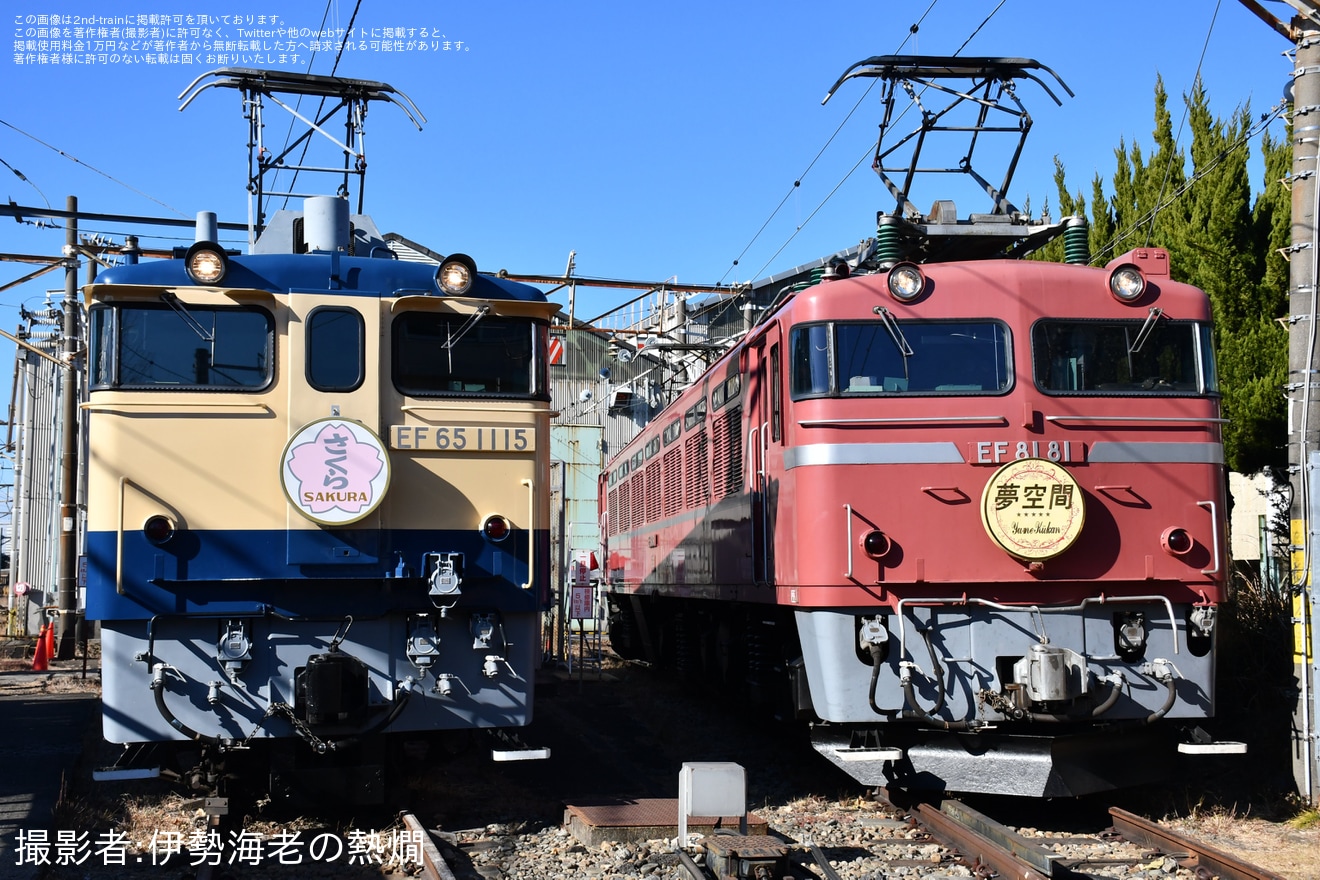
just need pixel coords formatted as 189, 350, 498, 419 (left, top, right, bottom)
87, 197, 554, 801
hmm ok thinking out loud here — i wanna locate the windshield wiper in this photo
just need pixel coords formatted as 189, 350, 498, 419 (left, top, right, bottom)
874, 306, 914, 356
443, 305, 490, 350
1129, 307, 1164, 354
160, 291, 214, 342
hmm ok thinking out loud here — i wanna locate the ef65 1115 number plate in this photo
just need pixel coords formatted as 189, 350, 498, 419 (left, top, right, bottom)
389, 424, 534, 452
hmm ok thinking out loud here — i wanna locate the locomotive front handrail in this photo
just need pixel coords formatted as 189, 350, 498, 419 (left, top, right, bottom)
521, 478, 535, 590
1197, 500, 1222, 577
844, 503, 854, 580
759, 420, 770, 584
894, 593, 1181, 669
748, 423, 774, 585
116, 476, 189, 596
116, 477, 128, 596
116, 476, 137, 597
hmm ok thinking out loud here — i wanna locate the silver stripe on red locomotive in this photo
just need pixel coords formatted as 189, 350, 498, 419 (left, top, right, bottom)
781, 440, 1223, 469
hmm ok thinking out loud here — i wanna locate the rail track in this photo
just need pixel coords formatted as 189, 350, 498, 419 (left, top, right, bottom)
397, 796, 1290, 880
865, 792, 1290, 880
398, 812, 458, 880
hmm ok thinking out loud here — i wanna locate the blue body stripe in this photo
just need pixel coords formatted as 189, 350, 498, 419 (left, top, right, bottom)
86, 527, 551, 619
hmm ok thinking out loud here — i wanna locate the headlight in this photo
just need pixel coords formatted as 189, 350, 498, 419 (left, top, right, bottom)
437, 254, 477, 295
887, 262, 926, 302
184, 242, 228, 284
1108, 264, 1146, 302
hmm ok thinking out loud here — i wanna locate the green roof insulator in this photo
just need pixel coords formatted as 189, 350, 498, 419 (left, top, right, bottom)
1063, 215, 1090, 265
809, 267, 825, 287
876, 214, 905, 266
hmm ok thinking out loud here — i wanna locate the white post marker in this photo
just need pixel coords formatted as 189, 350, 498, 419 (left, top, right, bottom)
677, 762, 746, 850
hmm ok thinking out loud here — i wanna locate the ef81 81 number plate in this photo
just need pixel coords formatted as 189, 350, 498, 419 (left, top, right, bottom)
389, 424, 534, 452
968, 439, 1084, 464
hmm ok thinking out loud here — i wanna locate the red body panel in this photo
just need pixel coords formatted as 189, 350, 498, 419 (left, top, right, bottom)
603, 253, 1225, 608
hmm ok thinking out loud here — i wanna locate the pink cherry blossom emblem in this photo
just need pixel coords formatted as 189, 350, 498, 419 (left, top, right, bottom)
282, 420, 390, 524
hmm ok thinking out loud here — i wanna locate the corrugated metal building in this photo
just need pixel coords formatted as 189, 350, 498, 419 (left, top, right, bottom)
6, 301, 75, 637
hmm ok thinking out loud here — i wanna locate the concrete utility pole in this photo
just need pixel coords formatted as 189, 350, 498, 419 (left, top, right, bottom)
1292, 16, 1320, 807
56, 196, 80, 660
1236, 0, 1320, 804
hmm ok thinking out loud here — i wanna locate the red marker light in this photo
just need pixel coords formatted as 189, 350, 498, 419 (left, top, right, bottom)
482, 515, 511, 543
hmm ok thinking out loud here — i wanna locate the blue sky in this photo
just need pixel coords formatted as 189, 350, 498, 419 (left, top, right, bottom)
1, 1, 1297, 323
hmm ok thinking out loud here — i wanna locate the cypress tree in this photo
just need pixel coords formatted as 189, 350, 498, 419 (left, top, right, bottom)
1048, 77, 1288, 473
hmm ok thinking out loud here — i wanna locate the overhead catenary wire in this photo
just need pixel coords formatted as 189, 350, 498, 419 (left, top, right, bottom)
269, 0, 339, 210
1145, 0, 1223, 247
699, 0, 1011, 349
719, 0, 1010, 289
274, 0, 365, 214
1072, 0, 1289, 268
713, 0, 942, 287
0, 155, 50, 209
0, 118, 188, 218
748, 141, 876, 281
329, 0, 365, 77
1090, 103, 1287, 267
950, 0, 1008, 53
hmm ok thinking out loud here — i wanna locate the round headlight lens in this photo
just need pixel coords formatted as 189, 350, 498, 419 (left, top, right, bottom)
1108, 265, 1146, 302
438, 257, 475, 295
887, 262, 926, 301
184, 244, 228, 284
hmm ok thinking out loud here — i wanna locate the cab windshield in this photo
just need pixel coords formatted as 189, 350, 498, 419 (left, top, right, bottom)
392, 312, 547, 399
88, 302, 272, 390
790, 319, 1010, 398
1032, 319, 1217, 395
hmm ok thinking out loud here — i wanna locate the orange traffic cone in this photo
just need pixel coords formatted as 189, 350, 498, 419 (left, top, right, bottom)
31, 623, 48, 671
43, 621, 56, 664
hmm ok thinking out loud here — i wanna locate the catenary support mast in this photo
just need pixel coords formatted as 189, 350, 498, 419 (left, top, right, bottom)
1294, 17, 1320, 806
56, 196, 80, 660
1289, 6, 1320, 810
1235, 0, 1320, 804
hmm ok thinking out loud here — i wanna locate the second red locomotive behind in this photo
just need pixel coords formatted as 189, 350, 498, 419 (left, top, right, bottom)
598, 56, 1240, 797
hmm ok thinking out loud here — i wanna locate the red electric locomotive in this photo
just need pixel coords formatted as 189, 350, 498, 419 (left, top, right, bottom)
598, 57, 1240, 796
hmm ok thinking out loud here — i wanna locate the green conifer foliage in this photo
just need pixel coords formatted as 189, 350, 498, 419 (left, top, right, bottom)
1047, 77, 1289, 473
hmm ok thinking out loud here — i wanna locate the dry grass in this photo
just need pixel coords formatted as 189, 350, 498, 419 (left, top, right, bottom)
1145, 568, 1320, 877
1168, 802, 1320, 879
0, 674, 100, 695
